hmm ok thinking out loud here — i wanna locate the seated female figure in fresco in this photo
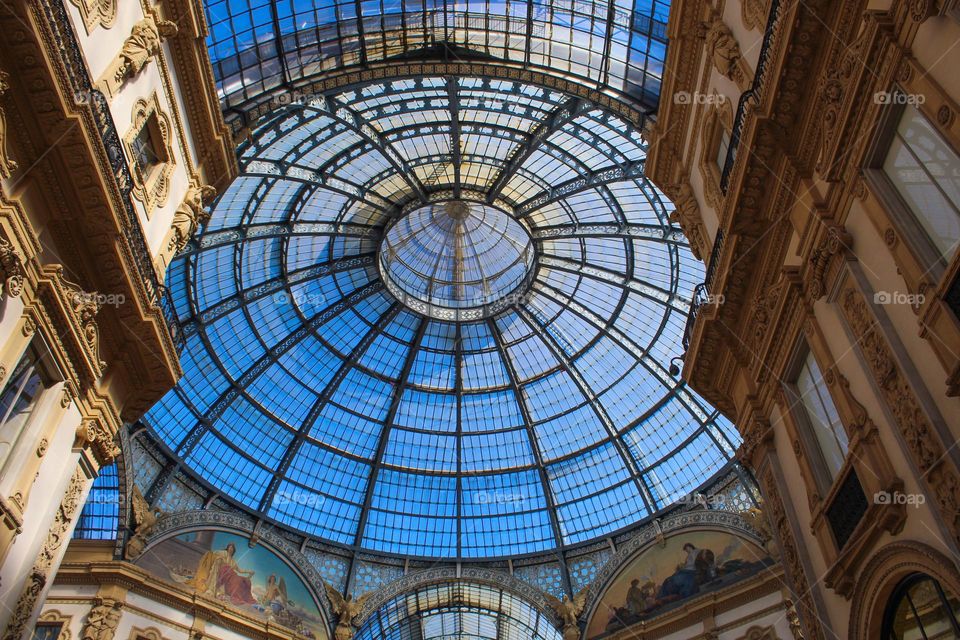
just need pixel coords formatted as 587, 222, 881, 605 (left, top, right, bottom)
657, 543, 717, 602
188, 542, 257, 605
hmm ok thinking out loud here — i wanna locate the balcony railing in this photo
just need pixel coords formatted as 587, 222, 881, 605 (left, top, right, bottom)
719, 0, 785, 193
40, 0, 183, 353
682, 230, 725, 351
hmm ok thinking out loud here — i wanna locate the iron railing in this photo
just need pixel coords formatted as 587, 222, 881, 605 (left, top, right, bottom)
41, 0, 184, 352
682, 230, 725, 351
719, 0, 785, 193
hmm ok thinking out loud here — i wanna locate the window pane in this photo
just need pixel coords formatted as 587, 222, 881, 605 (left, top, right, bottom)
883, 105, 960, 259
795, 353, 847, 479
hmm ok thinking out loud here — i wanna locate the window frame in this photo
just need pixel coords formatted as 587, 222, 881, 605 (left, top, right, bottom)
782, 342, 849, 495
864, 90, 960, 282
881, 573, 960, 640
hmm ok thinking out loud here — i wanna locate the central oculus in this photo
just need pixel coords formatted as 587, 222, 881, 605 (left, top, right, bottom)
378, 200, 535, 320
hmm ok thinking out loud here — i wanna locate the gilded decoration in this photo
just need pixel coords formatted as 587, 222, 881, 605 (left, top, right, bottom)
324, 584, 372, 640
75, 419, 120, 467
0, 70, 18, 179
66, 0, 116, 33
124, 94, 175, 216
544, 589, 588, 640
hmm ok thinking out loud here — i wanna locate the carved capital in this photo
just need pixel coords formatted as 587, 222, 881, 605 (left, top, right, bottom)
75, 419, 120, 466
0, 236, 25, 299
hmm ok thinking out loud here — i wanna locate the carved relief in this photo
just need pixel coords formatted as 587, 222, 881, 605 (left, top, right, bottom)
665, 182, 707, 260
79, 599, 123, 640
2, 468, 86, 640
742, 0, 771, 31
100, 16, 178, 97
169, 184, 216, 255
840, 288, 960, 545
38, 611, 72, 640
124, 94, 175, 215
66, 0, 116, 33
0, 234, 25, 298
0, 70, 18, 179
75, 419, 120, 467
703, 17, 753, 91
125, 486, 162, 560
699, 99, 734, 211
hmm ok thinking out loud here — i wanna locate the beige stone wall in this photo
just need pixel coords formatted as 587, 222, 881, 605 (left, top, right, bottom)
648, 0, 960, 638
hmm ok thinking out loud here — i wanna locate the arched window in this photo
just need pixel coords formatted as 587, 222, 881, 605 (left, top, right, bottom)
882, 573, 960, 640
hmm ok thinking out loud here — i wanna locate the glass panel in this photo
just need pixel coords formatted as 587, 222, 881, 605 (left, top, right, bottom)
883, 104, 960, 260
795, 352, 847, 480
141, 76, 737, 558
0, 351, 45, 472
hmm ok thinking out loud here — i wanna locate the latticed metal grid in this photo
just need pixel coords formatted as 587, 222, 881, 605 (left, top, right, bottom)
355, 582, 563, 640
142, 76, 739, 561
203, 0, 670, 110
73, 463, 120, 540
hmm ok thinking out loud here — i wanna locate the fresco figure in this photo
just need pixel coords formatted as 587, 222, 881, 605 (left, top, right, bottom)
658, 543, 716, 601
189, 542, 256, 605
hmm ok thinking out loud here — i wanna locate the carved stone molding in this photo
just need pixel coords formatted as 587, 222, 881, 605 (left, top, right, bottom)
100, 16, 179, 98
169, 183, 216, 255
37, 611, 72, 640
2, 468, 87, 640
124, 94, 175, 215
0, 70, 18, 180
742, 0, 772, 31
0, 233, 25, 298
66, 0, 116, 33
75, 419, 120, 467
665, 181, 707, 260
755, 463, 827, 640
840, 286, 960, 546
703, 16, 753, 91
848, 541, 960, 639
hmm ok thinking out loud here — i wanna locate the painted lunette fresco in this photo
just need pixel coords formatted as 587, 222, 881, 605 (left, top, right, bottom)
586, 531, 774, 638
136, 530, 326, 638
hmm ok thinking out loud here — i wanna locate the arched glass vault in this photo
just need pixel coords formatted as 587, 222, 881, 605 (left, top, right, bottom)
356, 582, 563, 639
204, 0, 671, 111
144, 75, 739, 563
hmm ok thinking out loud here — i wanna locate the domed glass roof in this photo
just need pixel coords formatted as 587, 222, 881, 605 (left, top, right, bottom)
145, 76, 739, 559
380, 201, 536, 319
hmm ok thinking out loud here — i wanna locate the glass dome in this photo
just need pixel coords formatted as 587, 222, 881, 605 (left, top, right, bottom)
356, 582, 563, 640
145, 76, 739, 560
379, 201, 536, 319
